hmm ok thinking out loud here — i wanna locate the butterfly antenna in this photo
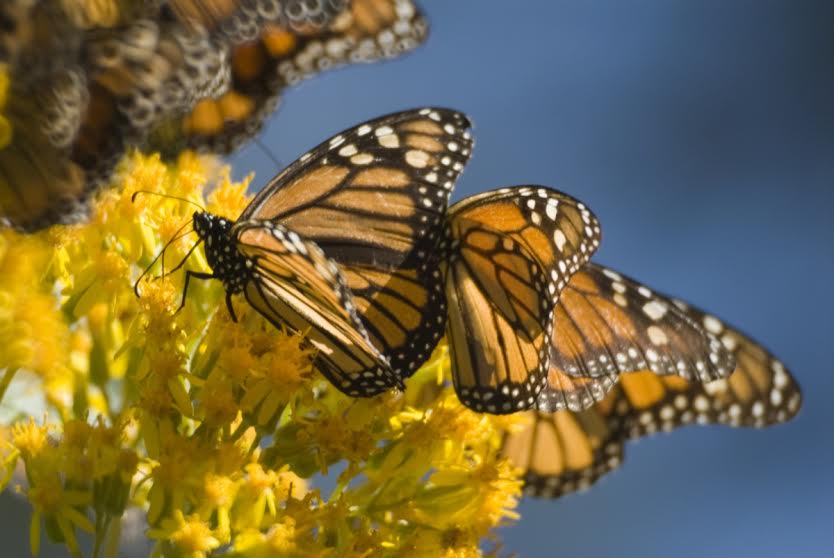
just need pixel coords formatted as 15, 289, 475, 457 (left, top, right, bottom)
134, 220, 194, 297
254, 137, 284, 170
160, 226, 197, 278
131, 190, 206, 212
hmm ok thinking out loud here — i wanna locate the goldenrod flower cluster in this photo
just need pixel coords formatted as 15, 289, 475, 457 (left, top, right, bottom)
0, 152, 523, 557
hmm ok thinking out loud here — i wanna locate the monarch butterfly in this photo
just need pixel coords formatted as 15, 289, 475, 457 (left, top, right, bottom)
0, 1, 425, 231
0, 10, 230, 230
161, 108, 473, 396
148, 0, 428, 156
441, 186, 733, 415
500, 267, 802, 498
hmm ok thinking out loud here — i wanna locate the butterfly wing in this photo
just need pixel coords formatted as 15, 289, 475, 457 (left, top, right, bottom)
500, 405, 625, 499
618, 303, 801, 434
149, 0, 427, 155
234, 220, 400, 396
166, 0, 348, 39
538, 263, 736, 411
1, 15, 230, 230
444, 186, 602, 413
502, 294, 801, 499
242, 108, 473, 378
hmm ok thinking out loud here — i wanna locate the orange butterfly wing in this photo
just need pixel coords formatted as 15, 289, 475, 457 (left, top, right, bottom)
444, 186, 602, 413
241, 108, 473, 378
150, 0, 428, 155
502, 291, 801, 498
235, 221, 399, 396
539, 263, 736, 411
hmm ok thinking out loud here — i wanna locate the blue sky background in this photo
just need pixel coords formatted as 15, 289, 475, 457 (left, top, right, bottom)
2, 1, 831, 556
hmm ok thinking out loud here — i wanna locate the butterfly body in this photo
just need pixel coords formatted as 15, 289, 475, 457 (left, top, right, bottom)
192, 211, 250, 293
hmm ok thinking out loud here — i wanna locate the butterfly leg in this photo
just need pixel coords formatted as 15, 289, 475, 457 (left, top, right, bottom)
178, 270, 215, 313
225, 291, 238, 323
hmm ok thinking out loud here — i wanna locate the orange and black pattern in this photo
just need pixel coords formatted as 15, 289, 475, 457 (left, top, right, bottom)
500, 268, 802, 499
149, 0, 428, 156
538, 263, 736, 411
441, 186, 602, 414
0, 0, 428, 231
174, 109, 472, 397
239, 108, 473, 381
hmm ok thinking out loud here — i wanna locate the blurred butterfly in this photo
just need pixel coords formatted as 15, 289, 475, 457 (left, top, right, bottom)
151, 108, 473, 396
0, 7, 230, 231
0, 1, 426, 231
147, 0, 428, 156
441, 187, 735, 415
164, 0, 350, 39
500, 268, 802, 498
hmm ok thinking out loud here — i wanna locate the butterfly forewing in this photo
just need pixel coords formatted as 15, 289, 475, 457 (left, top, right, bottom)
241, 108, 472, 245
235, 221, 400, 396
538, 263, 737, 412
443, 186, 602, 414
617, 303, 801, 435
242, 108, 474, 377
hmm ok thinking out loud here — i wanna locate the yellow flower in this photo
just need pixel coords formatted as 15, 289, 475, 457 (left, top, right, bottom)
0, 151, 524, 556
26, 474, 95, 558
233, 518, 310, 558
147, 509, 221, 558
413, 457, 522, 532
10, 418, 50, 460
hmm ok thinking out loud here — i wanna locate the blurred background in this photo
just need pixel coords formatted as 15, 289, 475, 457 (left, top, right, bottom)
3, 0, 832, 556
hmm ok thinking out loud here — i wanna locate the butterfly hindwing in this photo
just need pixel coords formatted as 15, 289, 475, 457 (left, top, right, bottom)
502, 291, 801, 499
234, 220, 400, 396
166, 0, 349, 40
443, 186, 602, 414
500, 406, 625, 499
445, 220, 553, 414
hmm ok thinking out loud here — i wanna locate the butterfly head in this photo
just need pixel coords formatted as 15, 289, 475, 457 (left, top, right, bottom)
192, 211, 250, 294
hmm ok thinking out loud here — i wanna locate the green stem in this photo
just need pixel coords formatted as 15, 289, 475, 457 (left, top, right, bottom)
92, 515, 110, 558
104, 515, 122, 558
